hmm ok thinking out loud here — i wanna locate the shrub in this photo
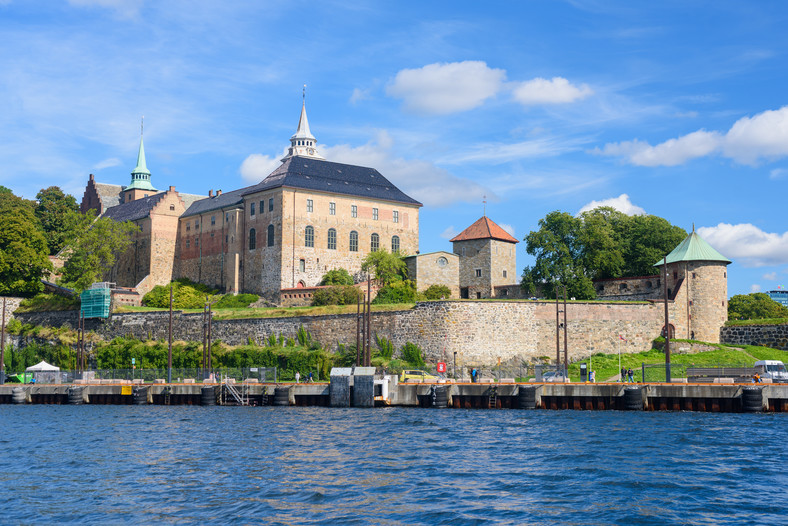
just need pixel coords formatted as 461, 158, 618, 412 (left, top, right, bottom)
320, 268, 354, 286
372, 280, 418, 304
312, 285, 361, 306
142, 278, 217, 308
375, 333, 394, 359
400, 341, 424, 367
212, 293, 258, 309
17, 293, 79, 312
423, 284, 451, 300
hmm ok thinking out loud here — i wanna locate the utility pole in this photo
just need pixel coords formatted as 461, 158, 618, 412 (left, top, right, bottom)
562, 284, 568, 378
555, 284, 560, 376
202, 301, 207, 379
663, 257, 671, 382
168, 284, 173, 384
365, 276, 372, 367
207, 301, 212, 378
356, 290, 362, 366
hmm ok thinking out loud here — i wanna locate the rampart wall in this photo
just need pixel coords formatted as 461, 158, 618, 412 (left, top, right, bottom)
13, 300, 676, 366
720, 324, 788, 351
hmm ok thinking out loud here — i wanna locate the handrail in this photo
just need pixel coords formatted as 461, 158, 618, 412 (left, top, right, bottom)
224, 379, 246, 405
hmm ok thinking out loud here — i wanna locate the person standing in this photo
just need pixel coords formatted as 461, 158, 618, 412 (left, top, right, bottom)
589, 370, 596, 383
295, 371, 300, 383
621, 367, 627, 383
627, 368, 634, 383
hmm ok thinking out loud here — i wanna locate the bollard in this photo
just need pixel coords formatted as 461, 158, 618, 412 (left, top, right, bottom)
200, 386, 216, 406
623, 387, 643, 410
741, 387, 763, 413
132, 386, 149, 405
67, 386, 84, 405
518, 386, 537, 409
273, 386, 290, 406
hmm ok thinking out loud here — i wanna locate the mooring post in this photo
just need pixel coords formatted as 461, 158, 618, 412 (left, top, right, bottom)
562, 284, 568, 378
168, 284, 173, 384
663, 256, 671, 383
1, 297, 5, 385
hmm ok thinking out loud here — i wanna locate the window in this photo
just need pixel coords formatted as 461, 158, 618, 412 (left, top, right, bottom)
351, 205, 357, 218
225, 235, 228, 244
501, 289, 508, 297
267, 224, 275, 247
226, 213, 229, 222
328, 228, 337, 250
349, 231, 358, 252
475, 269, 482, 277
391, 235, 400, 253
373, 208, 379, 220
211, 215, 215, 226
393, 210, 399, 223
269, 198, 274, 212
371, 233, 379, 252
249, 228, 256, 250
329, 202, 336, 215
210, 232, 214, 238
187, 223, 191, 231
170, 204, 175, 211
692, 272, 696, 279
195, 220, 199, 229
437, 256, 448, 267
299, 259, 305, 272
195, 238, 199, 247
186, 240, 190, 248
251, 202, 256, 216
305, 226, 314, 247
307, 199, 313, 213
503, 270, 507, 278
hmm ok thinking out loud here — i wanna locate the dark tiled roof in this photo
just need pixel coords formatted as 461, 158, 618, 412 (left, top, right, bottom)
103, 193, 166, 222
94, 183, 123, 209
451, 216, 518, 243
181, 187, 250, 218
241, 157, 422, 206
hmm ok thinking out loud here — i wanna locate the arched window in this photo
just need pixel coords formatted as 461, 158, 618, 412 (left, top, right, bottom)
328, 228, 337, 250
249, 228, 256, 250
267, 224, 274, 247
371, 233, 379, 252
391, 235, 400, 253
305, 226, 314, 247
349, 231, 358, 252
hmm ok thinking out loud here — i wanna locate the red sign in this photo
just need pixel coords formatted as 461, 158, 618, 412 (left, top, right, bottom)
437, 362, 446, 373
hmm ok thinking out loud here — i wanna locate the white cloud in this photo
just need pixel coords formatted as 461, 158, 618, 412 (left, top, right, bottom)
697, 223, 788, 267
322, 130, 493, 207
751, 284, 762, 293
578, 193, 646, 215
350, 88, 369, 105
597, 105, 788, 166
512, 77, 593, 105
386, 61, 506, 114
67, 0, 143, 18
770, 168, 788, 180
93, 157, 121, 170
499, 223, 516, 238
763, 272, 778, 281
441, 226, 459, 240
596, 130, 721, 167
239, 153, 280, 183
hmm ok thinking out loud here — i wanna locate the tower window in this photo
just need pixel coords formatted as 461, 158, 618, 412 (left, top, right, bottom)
328, 228, 337, 250
305, 226, 314, 247
299, 259, 305, 272
249, 228, 256, 250
371, 233, 379, 252
350, 231, 358, 252
692, 272, 696, 279
503, 270, 507, 278
170, 205, 175, 211
267, 224, 275, 247
475, 269, 482, 277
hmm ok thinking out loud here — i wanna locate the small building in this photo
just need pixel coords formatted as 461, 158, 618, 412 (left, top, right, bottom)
404, 251, 460, 298
450, 216, 518, 299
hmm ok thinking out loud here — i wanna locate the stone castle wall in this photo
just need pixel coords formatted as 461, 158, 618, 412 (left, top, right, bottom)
720, 324, 788, 351
14, 299, 686, 366
405, 252, 460, 298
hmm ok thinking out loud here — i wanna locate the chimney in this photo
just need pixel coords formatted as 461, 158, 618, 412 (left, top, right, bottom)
217, 190, 222, 196
169, 186, 176, 192
89, 173, 94, 181
209, 190, 213, 197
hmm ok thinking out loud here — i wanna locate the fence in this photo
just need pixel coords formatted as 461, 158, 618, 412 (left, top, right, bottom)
4, 367, 282, 385
641, 363, 754, 383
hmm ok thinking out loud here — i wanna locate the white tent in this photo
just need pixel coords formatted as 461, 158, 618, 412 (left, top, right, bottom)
26, 360, 60, 372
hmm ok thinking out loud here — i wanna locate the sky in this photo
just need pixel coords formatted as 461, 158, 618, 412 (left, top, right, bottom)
2, 0, 788, 297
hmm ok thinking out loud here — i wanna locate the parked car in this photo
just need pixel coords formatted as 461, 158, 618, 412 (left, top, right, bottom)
399, 370, 441, 382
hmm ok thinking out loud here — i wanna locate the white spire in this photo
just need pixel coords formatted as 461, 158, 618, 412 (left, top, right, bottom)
282, 85, 324, 161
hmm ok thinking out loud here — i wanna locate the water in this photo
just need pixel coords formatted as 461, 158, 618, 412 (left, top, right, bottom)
0, 406, 786, 525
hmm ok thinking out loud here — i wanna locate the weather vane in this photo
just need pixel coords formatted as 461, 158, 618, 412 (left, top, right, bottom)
303, 84, 306, 102
141, 116, 144, 136
483, 195, 487, 216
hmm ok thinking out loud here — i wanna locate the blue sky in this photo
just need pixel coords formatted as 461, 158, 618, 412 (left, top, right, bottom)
2, 1, 788, 297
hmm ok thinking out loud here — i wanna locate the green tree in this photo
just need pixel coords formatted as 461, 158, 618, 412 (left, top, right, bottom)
311, 285, 360, 306
372, 280, 418, 304
0, 190, 52, 295
621, 214, 687, 276
320, 268, 354, 286
35, 186, 80, 255
728, 293, 788, 320
361, 249, 407, 286
423, 284, 452, 300
59, 213, 139, 292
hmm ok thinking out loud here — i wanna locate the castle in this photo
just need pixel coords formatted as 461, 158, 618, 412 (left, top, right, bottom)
79, 101, 731, 345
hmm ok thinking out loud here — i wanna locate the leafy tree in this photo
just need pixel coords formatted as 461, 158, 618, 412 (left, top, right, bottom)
361, 249, 407, 286
521, 207, 687, 299
728, 293, 788, 320
320, 268, 354, 286
59, 213, 140, 292
423, 284, 452, 300
35, 186, 80, 255
0, 190, 52, 295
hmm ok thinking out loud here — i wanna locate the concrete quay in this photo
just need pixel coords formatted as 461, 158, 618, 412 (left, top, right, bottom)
1, 381, 787, 413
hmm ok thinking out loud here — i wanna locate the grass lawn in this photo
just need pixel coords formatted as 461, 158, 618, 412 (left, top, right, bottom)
570, 344, 788, 382
725, 318, 788, 326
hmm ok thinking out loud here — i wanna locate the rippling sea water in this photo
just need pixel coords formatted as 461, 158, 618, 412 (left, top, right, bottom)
0, 406, 786, 525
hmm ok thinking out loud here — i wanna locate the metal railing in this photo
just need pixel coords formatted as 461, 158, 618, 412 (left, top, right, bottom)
3, 367, 279, 384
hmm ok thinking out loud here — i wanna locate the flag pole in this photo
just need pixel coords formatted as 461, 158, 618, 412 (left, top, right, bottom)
618, 336, 622, 382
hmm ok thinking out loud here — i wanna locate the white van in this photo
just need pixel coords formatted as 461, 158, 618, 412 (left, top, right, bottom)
754, 360, 788, 382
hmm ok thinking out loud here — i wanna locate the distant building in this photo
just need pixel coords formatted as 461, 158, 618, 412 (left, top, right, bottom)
766, 289, 788, 308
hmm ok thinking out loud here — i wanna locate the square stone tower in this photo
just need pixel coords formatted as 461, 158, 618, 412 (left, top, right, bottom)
451, 216, 518, 299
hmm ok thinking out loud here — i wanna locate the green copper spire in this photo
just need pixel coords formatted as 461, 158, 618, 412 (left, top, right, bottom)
126, 118, 157, 192
654, 230, 731, 267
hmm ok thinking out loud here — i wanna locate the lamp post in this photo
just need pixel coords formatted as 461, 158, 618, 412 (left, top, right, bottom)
168, 284, 173, 384
663, 256, 671, 383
